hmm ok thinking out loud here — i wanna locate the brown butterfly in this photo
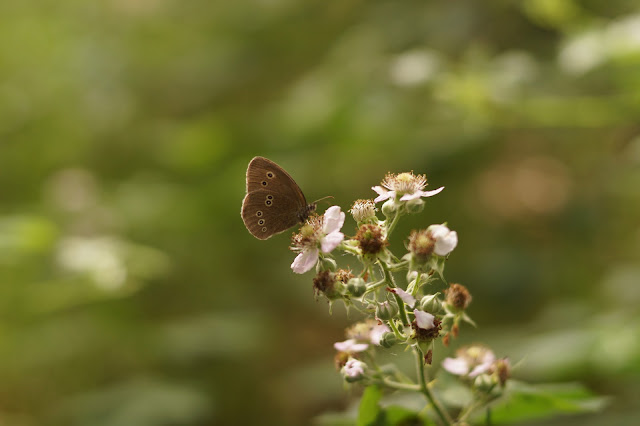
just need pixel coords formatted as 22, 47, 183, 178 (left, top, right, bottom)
241, 156, 317, 239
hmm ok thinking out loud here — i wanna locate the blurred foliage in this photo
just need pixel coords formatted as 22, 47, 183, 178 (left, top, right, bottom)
1, 0, 640, 425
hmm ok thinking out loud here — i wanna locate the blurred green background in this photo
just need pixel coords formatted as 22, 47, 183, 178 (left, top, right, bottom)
1, 0, 640, 425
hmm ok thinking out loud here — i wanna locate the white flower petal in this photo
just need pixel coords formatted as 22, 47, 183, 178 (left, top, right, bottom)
434, 230, 457, 256
399, 192, 422, 201
291, 248, 319, 274
321, 231, 344, 253
369, 324, 390, 345
413, 309, 435, 330
469, 362, 493, 378
442, 357, 470, 376
393, 288, 417, 307
334, 339, 369, 353
323, 206, 345, 234
421, 186, 445, 197
372, 187, 394, 203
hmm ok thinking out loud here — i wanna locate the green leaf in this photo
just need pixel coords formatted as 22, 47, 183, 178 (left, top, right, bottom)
358, 386, 383, 426
384, 406, 427, 425
475, 381, 610, 424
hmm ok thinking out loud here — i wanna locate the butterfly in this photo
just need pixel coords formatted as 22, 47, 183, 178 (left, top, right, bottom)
241, 156, 317, 239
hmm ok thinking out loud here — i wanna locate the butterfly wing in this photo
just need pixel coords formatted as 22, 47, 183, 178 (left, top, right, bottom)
241, 189, 305, 239
245, 156, 307, 206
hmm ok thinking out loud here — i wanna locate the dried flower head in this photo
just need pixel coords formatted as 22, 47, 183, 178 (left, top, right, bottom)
334, 268, 354, 284
313, 270, 340, 300
350, 199, 378, 223
445, 283, 472, 310
372, 172, 444, 203
355, 224, 387, 255
412, 310, 442, 341
408, 229, 435, 260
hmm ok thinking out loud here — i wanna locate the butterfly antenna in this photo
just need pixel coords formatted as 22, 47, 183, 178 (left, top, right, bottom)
312, 195, 334, 206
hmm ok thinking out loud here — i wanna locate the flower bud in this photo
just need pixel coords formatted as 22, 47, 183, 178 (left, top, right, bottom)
473, 373, 494, 392
319, 257, 337, 271
381, 199, 397, 217
375, 301, 399, 321
346, 277, 366, 297
379, 331, 398, 348
420, 293, 443, 314
341, 358, 367, 382
405, 198, 424, 214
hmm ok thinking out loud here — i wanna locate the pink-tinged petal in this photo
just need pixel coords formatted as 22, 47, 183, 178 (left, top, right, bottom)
372, 186, 387, 196
321, 231, 344, 253
421, 186, 445, 197
399, 192, 422, 201
369, 324, 391, 345
334, 339, 369, 353
372, 187, 394, 203
291, 248, 319, 274
481, 351, 496, 365
413, 309, 435, 329
343, 358, 366, 378
323, 206, 345, 234
391, 287, 416, 307
469, 362, 493, 378
442, 357, 469, 375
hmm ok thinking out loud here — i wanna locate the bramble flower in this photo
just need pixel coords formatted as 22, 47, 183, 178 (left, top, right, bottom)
342, 358, 366, 381
350, 199, 377, 223
290, 206, 345, 274
372, 172, 444, 203
346, 319, 390, 346
442, 344, 496, 378
408, 229, 436, 260
334, 339, 369, 353
427, 224, 458, 256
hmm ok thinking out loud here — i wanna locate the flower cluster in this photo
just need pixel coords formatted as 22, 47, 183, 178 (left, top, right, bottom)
282, 170, 510, 424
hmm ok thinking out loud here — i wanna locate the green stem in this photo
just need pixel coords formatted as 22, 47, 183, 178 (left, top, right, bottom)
386, 319, 405, 341
414, 346, 452, 426
379, 261, 409, 326
381, 378, 421, 392
364, 279, 387, 295
386, 206, 403, 237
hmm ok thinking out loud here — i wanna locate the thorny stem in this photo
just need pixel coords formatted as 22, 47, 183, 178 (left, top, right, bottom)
380, 378, 421, 392
414, 345, 452, 426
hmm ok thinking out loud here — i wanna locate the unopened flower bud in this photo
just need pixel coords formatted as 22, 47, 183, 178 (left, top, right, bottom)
474, 373, 494, 392
381, 199, 397, 217
426, 224, 457, 256
420, 293, 443, 314
375, 301, 399, 321
494, 358, 511, 387
347, 277, 366, 297
380, 331, 398, 348
405, 198, 425, 214
445, 283, 472, 311
341, 358, 367, 382
319, 257, 337, 271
